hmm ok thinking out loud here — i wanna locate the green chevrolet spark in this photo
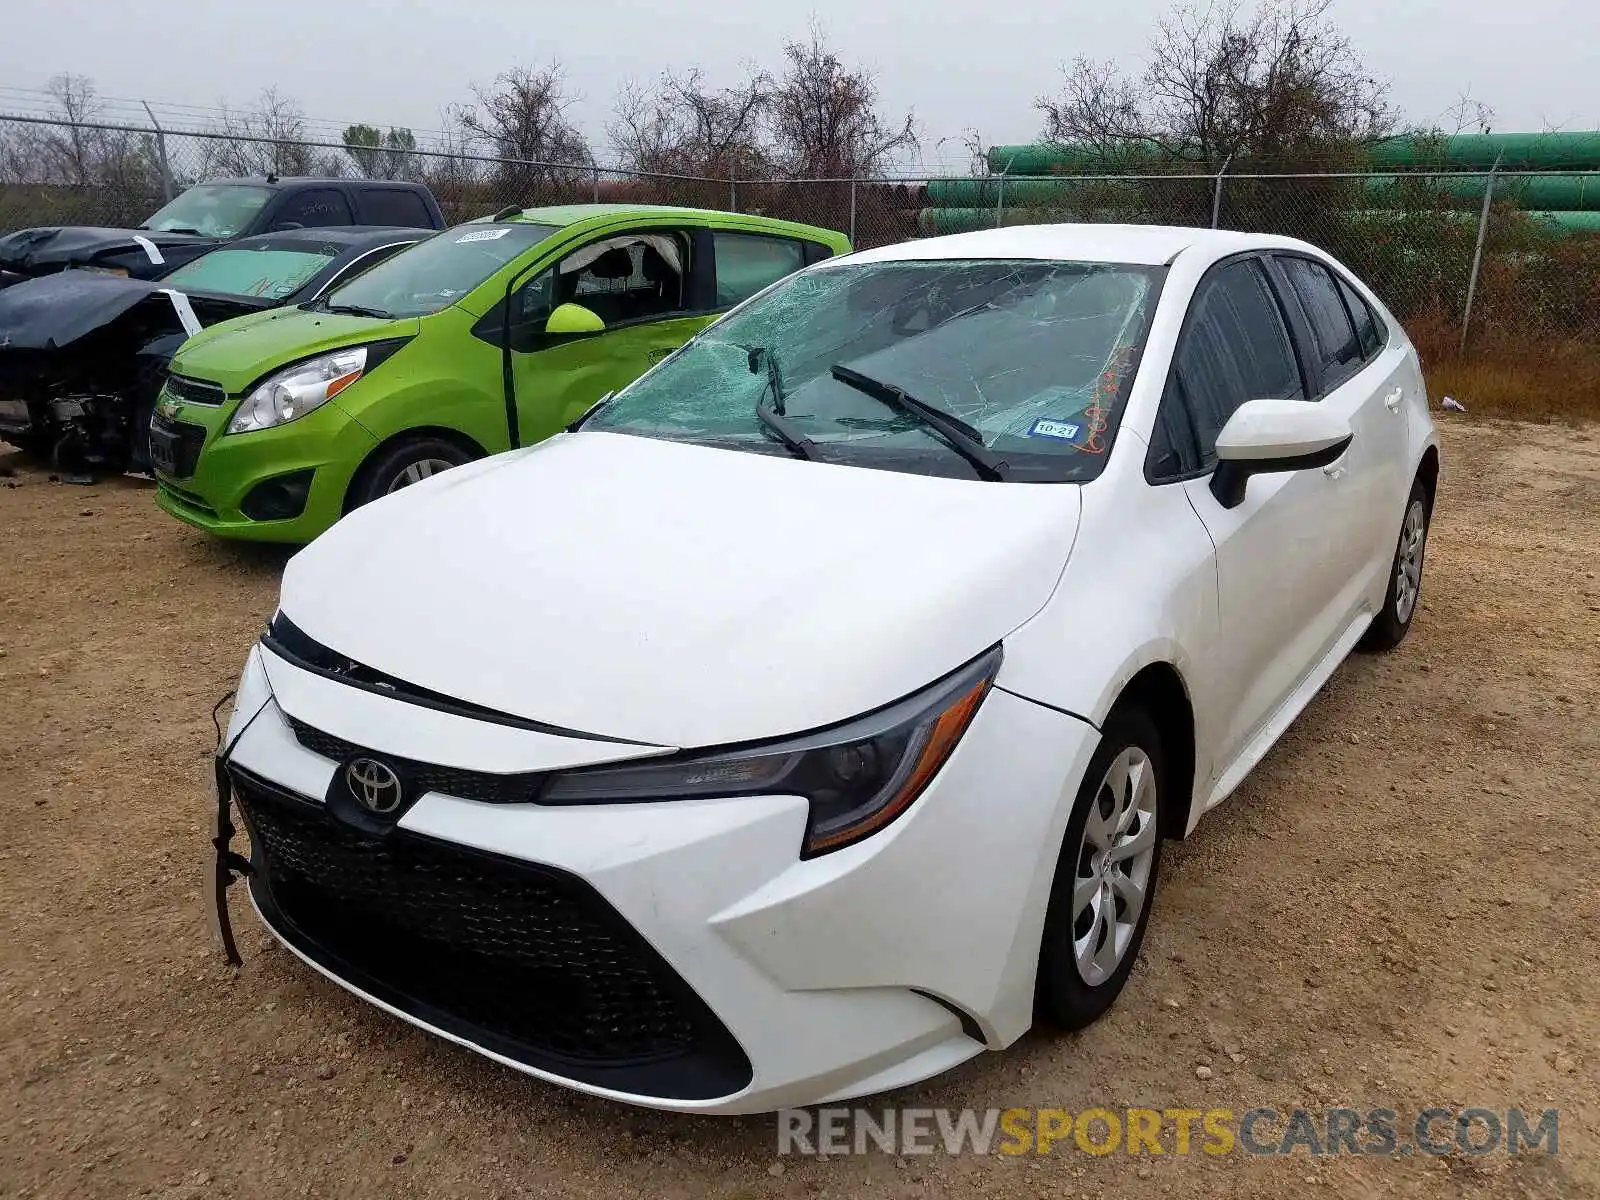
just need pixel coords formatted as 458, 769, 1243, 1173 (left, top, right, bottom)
151, 204, 851, 542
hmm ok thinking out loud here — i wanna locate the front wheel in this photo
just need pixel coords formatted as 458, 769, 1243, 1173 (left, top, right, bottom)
348, 436, 475, 511
1035, 707, 1166, 1030
1359, 479, 1430, 653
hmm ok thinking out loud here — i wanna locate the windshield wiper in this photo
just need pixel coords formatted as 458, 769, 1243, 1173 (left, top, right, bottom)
322, 303, 394, 320
744, 344, 788, 413
158, 225, 207, 236
756, 400, 821, 461
828, 363, 1010, 481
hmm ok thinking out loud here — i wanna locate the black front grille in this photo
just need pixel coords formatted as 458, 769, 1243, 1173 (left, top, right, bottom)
286, 716, 547, 804
232, 768, 751, 1100
164, 374, 227, 406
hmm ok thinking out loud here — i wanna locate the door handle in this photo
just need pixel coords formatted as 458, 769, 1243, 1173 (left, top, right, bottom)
1384, 387, 1404, 412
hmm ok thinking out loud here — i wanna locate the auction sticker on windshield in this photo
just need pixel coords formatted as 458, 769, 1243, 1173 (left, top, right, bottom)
456, 229, 512, 243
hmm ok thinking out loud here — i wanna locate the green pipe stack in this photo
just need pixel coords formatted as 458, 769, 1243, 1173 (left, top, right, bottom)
921, 133, 1600, 238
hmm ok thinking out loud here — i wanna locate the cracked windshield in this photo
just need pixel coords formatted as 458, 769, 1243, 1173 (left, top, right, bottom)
588, 258, 1163, 481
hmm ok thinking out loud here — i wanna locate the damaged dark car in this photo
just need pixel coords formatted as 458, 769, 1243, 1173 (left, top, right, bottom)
0, 226, 424, 475
0, 176, 443, 287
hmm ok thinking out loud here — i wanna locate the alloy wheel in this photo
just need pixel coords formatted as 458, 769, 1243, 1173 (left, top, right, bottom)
1073, 746, 1159, 986
387, 458, 457, 494
1394, 498, 1427, 624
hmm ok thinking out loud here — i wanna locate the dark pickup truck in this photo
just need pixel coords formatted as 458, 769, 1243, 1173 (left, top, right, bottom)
0, 177, 444, 285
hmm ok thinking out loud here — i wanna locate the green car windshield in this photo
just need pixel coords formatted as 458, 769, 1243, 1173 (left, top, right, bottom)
588, 258, 1163, 482
142, 185, 274, 238
319, 223, 560, 318
161, 246, 335, 300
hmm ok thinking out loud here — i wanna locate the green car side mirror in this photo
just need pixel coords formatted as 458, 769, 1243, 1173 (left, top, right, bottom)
546, 303, 605, 336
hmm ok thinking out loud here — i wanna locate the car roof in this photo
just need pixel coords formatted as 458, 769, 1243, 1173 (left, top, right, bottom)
839, 223, 1322, 268
508, 203, 733, 225
196, 177, 427, 190
498, 203, 846, 242
223, 226, 425, 254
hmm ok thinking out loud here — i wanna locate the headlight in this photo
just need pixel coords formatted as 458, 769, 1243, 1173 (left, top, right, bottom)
540, 646, 1001, 857
227, 347, 370, 434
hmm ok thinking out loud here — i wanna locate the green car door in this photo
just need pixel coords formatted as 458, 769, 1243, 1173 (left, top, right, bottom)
502, 225, 718, 441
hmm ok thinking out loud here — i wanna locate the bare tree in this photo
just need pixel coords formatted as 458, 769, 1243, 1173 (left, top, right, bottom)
44, 73, 102, 185
420, 108, 489, 221
1440, 88, 1495, 137
459, 64, 592, 168
767, 24, 917, 178
202, 88, 315, 178
609, 67, 770, 179
1037, 0, 1395, 166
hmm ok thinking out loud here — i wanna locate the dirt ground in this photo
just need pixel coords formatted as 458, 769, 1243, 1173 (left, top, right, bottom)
1, 419, 1596, 1200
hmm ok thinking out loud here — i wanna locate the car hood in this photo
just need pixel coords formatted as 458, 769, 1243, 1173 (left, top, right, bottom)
171, 307, 420, 392
0, 226, 218, 278
0, 270, 168, 350
278, 432, 1081, 748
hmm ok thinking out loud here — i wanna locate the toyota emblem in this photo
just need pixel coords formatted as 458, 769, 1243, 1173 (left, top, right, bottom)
345, 757, 403, 814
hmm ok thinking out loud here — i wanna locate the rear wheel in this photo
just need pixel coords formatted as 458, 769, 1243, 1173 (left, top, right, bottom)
1358, 478, 1430, 653
1036, 707, 1165, 1030
348, 436, 475, 511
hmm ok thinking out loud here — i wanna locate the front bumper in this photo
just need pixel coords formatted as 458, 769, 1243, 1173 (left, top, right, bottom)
152, 392, 375, 543
221, 647, 1101, 1114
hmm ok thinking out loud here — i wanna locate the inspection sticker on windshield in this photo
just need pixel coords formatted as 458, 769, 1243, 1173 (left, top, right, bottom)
1028, 418, 1084, 442
456, 228, 512, 243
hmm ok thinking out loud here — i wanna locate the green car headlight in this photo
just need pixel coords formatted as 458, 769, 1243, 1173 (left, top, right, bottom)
226, 340, 407, 435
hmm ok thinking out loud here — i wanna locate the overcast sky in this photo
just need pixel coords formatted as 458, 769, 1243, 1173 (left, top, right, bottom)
2, 0, 1596, 170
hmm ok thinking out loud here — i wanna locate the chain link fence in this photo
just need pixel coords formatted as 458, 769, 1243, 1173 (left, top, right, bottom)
4, 114, 1597, 388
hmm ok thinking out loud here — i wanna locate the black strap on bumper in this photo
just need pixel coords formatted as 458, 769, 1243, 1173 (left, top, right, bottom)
208, 755, 253, 966
208, 689, 256, 966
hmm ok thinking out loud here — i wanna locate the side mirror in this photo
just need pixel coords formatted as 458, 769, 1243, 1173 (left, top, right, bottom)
546, 302, 605, 337
1210, 398, 1353, 509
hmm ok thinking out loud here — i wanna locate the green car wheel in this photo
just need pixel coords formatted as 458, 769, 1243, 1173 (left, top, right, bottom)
349, 435, 478, 510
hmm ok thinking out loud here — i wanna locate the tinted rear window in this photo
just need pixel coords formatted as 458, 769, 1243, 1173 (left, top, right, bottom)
357, 189, 434, 228
1280, 256, 1362, 382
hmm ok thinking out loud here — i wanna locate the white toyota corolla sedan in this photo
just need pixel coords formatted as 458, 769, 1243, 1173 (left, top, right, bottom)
213, 224, 1438, 1114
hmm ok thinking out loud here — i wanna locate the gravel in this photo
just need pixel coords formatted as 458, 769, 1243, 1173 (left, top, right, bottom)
1, 420, 1597, 1199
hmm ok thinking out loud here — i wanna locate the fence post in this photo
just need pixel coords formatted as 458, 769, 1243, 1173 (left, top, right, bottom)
848, 177, 858, 246
1460, 152, 1503, 356
729, 172, 737, 213
141, 101, 175, 201
1210, 154, 1232, 229
995, 155, 1015, 229
591, 167, 600, 204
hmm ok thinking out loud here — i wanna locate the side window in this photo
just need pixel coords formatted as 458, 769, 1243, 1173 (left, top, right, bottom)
272, 188, 353, 229
556, 232, 690, 325
1279, 256, 1362, 386
713, 232, 806, 308
1336, 275, 1385, 360
355, 189, 432, 228
1151, 259, 1303, 478
804, 241, 837, 266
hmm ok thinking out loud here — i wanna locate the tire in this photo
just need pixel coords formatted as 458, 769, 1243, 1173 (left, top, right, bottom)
1035, 706, 1166, 1030
348, 436, 475, 511
1358, 478, 1430, 653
